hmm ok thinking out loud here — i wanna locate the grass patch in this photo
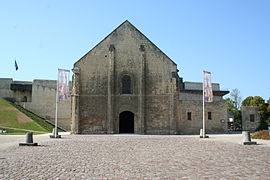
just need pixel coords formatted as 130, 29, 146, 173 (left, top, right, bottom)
252, 130, 270, 140
0, 98, 61, 134
12, 104, 55, 132
0, 98, 12, 108
0, 110, 47, 134
5, 99, 63, 132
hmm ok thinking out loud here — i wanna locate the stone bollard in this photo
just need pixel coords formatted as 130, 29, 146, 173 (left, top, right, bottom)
26, 132, 33, 143
242, 131, 257, 145
19, 132, 38, 146
199, 129, 209, 138
50, 127, 61, 138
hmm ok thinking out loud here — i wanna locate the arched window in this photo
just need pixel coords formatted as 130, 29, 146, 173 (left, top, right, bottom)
122, 75, 132, 94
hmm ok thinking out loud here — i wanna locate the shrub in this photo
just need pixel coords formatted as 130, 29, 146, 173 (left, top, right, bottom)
252, 130, 270, 140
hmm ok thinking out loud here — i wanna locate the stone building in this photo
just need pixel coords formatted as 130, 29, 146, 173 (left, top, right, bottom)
71, 20, 229, 134
0, 21, 229, 134
241, 106, 260, 131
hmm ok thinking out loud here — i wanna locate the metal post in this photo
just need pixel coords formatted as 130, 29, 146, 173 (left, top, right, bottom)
54, 69, 59, 138
202, 71, 205, 138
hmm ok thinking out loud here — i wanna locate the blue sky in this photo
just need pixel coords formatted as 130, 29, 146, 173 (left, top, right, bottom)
1, 0, 269, 101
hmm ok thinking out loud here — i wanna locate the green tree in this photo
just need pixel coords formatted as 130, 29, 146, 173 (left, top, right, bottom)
224, 88, 242, 130
267, 99, 270, 113
242, 96, 253, 106
230, 89, 242, 110
224, 98, 235, 113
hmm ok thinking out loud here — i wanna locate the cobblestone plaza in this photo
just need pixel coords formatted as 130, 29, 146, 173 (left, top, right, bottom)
0, 134, 269, 179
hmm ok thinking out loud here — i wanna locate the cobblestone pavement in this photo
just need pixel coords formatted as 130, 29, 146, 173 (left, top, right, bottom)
0, 134, 269, 179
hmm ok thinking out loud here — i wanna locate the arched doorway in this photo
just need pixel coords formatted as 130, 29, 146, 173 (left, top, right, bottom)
119, 111, 134, 133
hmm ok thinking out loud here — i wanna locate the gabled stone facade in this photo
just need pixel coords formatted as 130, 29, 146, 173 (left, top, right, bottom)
71, 21, 229, 134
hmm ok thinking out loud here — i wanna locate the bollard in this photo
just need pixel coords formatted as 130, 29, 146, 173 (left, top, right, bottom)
199, 129, 209, 138
242, 131, 257, 145
19, 132, 38, 146
26, 132, 33, 143
199, 129, 203, 137
50, 127, 61, 138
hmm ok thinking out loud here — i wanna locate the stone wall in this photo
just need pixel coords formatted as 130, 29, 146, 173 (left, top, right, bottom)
0, 78, 32, 102
184, 82, 220, 91
0, 78, 71, 130
0, 78, 13, 99
241, 106, 260, 131
19, 80, 71, 131
178, 93, 227, 134
72, 21, 178, 134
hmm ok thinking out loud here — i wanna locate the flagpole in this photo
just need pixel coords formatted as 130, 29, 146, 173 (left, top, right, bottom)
202, 71, 206, 138
202, 71, 205, 138
54, 70, 59, 138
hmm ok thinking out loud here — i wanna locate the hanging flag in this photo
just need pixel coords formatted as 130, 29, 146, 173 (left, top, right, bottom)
57, 69, 70, 102
15, 60, 18, 71
203, 71, 213, 102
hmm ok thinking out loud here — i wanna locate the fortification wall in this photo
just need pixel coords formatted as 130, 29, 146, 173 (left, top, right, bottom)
0, 78, 14, 99
184, 82, 220, 91
19, 80, 71, 131
178, 93, 227, 134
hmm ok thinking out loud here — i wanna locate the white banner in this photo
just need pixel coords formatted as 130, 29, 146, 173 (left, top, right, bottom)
58, 69, 70, 102
203, 71, 213, 102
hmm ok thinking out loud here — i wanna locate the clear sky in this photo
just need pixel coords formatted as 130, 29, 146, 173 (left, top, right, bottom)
1, 0, 269, 101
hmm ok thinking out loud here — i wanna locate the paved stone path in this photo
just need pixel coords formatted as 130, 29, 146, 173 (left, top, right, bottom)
0, 134, 269, 179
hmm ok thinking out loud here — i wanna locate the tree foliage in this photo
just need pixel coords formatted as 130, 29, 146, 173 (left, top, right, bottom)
224, 98, 235, 113
242, 96, 253, 106
230, 89, 242, 110
267, 99, 270, 113
224, 89, 242, 130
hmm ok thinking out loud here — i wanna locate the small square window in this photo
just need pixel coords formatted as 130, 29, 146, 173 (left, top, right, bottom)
208, 112, 212, 120
250, 114, 255, 122
187, 112, 192, 120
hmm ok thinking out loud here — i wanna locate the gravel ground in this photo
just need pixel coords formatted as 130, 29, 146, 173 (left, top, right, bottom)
0, 134, 269, 179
